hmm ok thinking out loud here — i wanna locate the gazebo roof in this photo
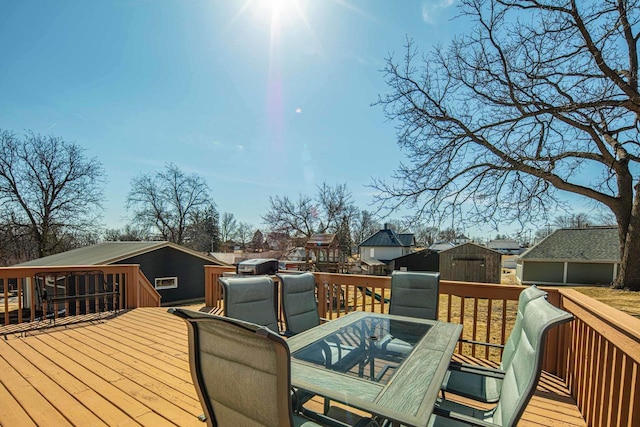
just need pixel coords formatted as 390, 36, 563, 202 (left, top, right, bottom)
305, 233, 339, 249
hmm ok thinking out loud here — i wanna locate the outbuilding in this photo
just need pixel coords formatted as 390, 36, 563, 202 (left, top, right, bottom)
438, 242, 502, 283
516, 227, 620, 286
15, 241, 223, 305
391, 249, 440, 273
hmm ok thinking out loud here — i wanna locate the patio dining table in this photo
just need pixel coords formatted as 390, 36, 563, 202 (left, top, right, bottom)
288, 311, 463, 427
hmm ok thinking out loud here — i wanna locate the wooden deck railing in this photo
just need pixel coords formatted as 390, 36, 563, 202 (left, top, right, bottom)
558, 289, 640, 427
0, 265, 161, 327
203, 266, 639, 426
204, 268, 552, 365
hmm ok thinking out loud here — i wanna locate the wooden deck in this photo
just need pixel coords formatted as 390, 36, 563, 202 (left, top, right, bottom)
0, 307, 586, 427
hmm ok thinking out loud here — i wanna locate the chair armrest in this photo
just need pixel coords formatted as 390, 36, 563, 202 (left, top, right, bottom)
458, 338, 505, 349
448, 361, 506, 379
432, 406, 497, 427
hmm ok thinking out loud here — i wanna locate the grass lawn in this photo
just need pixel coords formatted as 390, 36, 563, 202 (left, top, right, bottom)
502, 268, 640, 318
569, 286, 640, 318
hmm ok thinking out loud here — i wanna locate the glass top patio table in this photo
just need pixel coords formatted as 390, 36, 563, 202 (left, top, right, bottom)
288, 311, 462, 427
291, 314, 432, 383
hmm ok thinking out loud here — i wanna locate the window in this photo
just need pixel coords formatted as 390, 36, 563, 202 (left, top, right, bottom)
155, 276, 178, 290
369, 248, 375, 258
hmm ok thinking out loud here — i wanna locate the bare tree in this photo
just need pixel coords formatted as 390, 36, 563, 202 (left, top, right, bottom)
235, 222, 255, 251
351, 210, 382, 246
263, 183, 358, 240
436, 228, 460, 243
103, 224, 150, 242
553, 213, 593, 229
262, 194, 319, 238
127, 163, 212, 245
315, 183, 359, 233
413, 224, 439, 247
0, 130, 105, 260
375, 0, 640, 290
184, 203, 220, 252
220, 212, 238, 243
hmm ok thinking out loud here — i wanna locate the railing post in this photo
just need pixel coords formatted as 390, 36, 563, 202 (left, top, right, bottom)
315, 275, 328, 319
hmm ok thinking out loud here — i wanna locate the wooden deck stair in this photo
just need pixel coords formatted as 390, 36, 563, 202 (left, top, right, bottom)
0, 307, 586, 427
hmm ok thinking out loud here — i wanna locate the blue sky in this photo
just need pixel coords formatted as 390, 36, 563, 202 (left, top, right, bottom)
1, 0, 484, 235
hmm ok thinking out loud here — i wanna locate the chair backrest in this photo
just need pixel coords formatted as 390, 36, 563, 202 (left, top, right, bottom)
169, 308, 294, 427
492, 296, 573, 427
500, 285, 547, 369
218, 276, 279, 332
389, 271, 440, 320
276, 272, 320, 335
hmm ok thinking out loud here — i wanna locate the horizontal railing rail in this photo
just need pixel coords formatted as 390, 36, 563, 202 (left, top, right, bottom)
0, 265, 161, 329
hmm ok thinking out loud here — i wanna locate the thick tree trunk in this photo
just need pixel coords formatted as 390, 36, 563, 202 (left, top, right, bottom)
613, 195, 640, 291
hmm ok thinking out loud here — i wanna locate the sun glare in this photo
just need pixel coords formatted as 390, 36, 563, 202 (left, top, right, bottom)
251, 0, 303, 29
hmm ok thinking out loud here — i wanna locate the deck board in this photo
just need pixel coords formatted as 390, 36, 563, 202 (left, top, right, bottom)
0, 307, 586, 426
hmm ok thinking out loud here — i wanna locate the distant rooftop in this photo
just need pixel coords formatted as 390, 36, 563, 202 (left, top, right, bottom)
360, 226, 415, 247
15, 241, 219, 266
520, 227, 619, 261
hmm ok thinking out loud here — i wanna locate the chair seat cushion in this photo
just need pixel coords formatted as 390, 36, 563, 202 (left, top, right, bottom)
441, 369, 502, 403
428, 398, 495, 427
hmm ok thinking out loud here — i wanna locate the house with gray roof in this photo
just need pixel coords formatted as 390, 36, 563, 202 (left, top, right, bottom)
516, 227, 620, 286
16, 241, 223, 304
487, 239, 522, 255
358, 224, 416, 275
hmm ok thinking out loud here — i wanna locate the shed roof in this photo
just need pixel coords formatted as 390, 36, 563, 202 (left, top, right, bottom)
392, 248, 438, 261
15, 241, 220, 266
429, 242, 456, 252
440, 242, 502, 255
520, 227, 620, 261
359, 228, 414, 247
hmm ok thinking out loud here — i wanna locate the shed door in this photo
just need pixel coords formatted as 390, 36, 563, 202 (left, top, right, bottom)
451, 258, 485, 282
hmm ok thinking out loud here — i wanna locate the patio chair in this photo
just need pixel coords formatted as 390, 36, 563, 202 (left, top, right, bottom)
218, 275, 279, 332
277, 272, 363, 413
277, 272, 362, 367
428, 296, 573, 427
169, 308, 377, 427
389, 271, 440, 320
363, 271, 440, 380
277, 272, 324, 336
373, 271, 440, 356
441, 285, 547, 403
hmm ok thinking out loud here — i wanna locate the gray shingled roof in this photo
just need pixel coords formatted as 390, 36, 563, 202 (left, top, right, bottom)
520, 227, 620, 261
15, 241, 218, 266
360, 228, 414, 247
397, 233, 415, 246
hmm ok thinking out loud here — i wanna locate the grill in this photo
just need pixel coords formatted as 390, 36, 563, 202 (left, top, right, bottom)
236, 258, 279, 275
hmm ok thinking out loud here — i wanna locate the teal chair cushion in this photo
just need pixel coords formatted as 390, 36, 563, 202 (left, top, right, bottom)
389, 271, 440, 319
277, 272, 321, 335
219, 276, 279, 332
